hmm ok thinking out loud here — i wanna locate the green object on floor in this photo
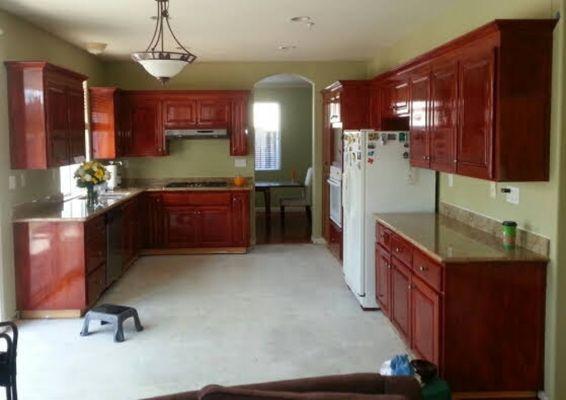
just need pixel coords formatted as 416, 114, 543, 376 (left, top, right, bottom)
421, 377, 451, 400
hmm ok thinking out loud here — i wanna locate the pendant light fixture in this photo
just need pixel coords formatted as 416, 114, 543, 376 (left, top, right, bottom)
132, 0, 196, 84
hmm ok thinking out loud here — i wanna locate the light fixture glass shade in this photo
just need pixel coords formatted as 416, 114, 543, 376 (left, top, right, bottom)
138, 59, 187, 82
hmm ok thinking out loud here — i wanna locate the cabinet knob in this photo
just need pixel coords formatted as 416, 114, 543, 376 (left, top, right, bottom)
395, 247, 400, 253
408, 284, 413, 290
418, 266, 428, 272
453, 159, 458, 164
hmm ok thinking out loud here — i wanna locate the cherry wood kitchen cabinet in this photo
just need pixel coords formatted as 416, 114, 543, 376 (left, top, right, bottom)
121, 93, 166, 157
429, 61, 458, 173
90, 87, 124, 160
90, 90, 250, 157
408, 67, 431, 168
322, 81, 371, 130
371, 20, 557, 181
157, 191, 250, 251
14, 214, 107, 318
5, 61, 87, 169
375, 215, 548, 399
142, 192, 166, 249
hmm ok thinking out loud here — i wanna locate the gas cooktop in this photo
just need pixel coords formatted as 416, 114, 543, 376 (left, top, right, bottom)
165, 181, 229, 188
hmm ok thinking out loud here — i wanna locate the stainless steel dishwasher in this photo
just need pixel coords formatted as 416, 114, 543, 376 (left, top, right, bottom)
106, 208, 124, 284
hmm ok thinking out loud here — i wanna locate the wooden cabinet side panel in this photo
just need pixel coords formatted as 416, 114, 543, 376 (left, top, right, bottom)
496, 31, 553, 181
14, 222, 87, 312
443, 261, 546, 392
90, 88, 118, 160
231, 192, 250, 247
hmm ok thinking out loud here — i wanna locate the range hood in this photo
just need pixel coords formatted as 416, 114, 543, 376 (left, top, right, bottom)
165, 129, 228, 139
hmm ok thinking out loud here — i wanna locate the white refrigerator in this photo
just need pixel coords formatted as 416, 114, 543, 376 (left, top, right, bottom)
342, 130, 436, 309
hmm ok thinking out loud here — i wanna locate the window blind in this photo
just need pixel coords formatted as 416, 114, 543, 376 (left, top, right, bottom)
254, 102, 281, 171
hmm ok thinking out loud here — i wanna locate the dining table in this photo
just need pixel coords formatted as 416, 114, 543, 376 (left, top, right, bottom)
255, 181, 304, 216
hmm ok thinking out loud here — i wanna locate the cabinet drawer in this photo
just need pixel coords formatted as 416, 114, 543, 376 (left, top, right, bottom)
376, 223, 392, 250
162, 192, 231, 206
413, 250, 442, 292
86, 264, 106, 307
391, 234, 413, 266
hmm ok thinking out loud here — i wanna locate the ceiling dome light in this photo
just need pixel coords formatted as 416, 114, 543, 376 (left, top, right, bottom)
278, 45, 297, 51
132, 0, 196, 84
85, 42, 107, 55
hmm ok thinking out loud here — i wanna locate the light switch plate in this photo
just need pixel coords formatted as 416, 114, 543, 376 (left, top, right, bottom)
234, 158, 247, 168
447, 174, 454, 188
8, 176, 16, 190
505, 186, 520, 205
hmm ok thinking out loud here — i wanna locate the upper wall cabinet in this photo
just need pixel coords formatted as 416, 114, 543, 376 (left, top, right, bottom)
5, 62, 87, 169
322, 81, 371, 131
373, 19, 557, 182
89, 90, 250, 159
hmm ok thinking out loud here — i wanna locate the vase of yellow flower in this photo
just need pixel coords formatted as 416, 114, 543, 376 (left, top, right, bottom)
74, 161, 111, 207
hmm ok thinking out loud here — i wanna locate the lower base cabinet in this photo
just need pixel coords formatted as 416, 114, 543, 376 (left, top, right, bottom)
147, 190, 250, 250
375, 222, 546, 398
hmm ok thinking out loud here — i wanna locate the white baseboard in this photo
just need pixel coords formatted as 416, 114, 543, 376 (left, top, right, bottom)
311, 237, 326, 245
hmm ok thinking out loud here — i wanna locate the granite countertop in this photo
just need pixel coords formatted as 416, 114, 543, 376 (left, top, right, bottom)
13, 182, 253, 223
375, 213, 549, 263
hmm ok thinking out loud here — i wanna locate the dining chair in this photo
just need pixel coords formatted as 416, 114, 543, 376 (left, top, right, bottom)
0, 321, 18, 400
279, 167, 313, 224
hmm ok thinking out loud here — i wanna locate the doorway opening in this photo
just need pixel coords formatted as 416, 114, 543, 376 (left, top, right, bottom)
252, 74, 314, 244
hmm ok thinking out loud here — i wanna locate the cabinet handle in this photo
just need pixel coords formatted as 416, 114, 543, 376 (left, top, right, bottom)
408, 284, 413, 290
418, 266, 428, 272
395, 247, 400, 253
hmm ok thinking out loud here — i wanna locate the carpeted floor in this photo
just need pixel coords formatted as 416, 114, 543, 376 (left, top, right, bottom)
17, 244, 407, 400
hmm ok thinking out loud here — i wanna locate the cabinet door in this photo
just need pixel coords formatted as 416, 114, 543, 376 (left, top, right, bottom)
128, 96, 165, 156
375, 245, 392, 316
163, 99, 197, 128
231, 192, 250, 247
409, 71, 431, 168
457, 48, 495, 180
143, 194, 165, 249
392, 80, 410, 117
45, 83, 70, 167
230, 97, 248, 156
411, 276, 440, 364
390, 258, 412, 340
164, 206, 199, 248
197, 99, 231, 127
198, 206, 233, 247
430, 62, 458, 173
67, 87, 86, 163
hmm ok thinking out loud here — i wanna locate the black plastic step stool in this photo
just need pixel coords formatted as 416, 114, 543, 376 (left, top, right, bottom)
80, 304, 143, 342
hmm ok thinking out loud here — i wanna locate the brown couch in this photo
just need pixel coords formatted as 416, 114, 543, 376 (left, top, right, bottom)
145, 373, 422, 400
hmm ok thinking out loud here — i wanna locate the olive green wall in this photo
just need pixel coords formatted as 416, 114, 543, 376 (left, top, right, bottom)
367, 0, 565, 397
0, 10, 106, 319
253, 86, 313, 207
105, 60, 368, 240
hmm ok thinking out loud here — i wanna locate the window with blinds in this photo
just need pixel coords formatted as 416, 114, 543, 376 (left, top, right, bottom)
254, 102, 281, 171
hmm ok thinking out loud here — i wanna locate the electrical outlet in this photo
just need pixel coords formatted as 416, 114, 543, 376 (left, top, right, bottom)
447, 174, 454, 188
490, 182, 497, 199
234, 158, 247, 168
8, 176, 17, 190
20, 173, 26, 188
504, 186, 520, 205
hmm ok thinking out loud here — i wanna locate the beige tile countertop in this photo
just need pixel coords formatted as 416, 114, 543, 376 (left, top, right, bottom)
375, 213, 549, 263
13, 182, 253, 223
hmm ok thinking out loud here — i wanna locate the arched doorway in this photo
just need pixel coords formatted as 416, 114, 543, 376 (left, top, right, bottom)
252, 74, 315, 244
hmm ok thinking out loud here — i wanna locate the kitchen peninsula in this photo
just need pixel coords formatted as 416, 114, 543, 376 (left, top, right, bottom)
13, 179, 252, 319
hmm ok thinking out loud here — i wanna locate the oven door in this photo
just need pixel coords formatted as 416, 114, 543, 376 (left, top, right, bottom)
327, 177, 342, 228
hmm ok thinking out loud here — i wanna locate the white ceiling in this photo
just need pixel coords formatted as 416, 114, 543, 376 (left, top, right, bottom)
0, 0, 456, 62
